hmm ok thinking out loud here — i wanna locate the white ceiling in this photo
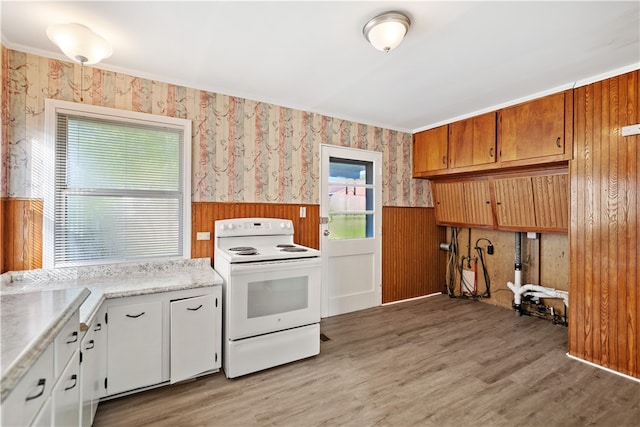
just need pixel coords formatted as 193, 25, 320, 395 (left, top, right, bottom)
1, 1, 639, 133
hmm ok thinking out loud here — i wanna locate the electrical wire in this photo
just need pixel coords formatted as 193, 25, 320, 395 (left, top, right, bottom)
474, 238, 493, 298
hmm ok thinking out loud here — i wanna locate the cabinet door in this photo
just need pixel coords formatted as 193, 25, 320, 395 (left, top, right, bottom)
80, 329, 93, 427
107, 301, 162, 395
52, 350, 80, 427
462, 180, 494, 227
413, 125, 448, 175
493, 176, 536, 229
498, 92, 567, 163
54, 311, 80, 377
1, 345, 54, 427
80, 319, 102, 427
432, 182, 465, 225
531, 173, 568, 231
449, 112, 497, 169
170, 293, 219, 384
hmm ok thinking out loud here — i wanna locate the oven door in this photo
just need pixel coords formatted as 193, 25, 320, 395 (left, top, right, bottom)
227, 258, 321, 340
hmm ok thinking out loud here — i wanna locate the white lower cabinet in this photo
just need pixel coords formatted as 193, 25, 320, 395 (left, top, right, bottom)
170, 293, 220, 383
1, 344, 54, 426
2, 310, 81, 427
106, 301, 163, 396
52, 350, 80, 426
100, 287, 221, 400
80, 310, 104, 427
31, 396, 52, 427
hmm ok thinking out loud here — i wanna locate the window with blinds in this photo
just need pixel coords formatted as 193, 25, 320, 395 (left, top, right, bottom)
44, 100, 191, 267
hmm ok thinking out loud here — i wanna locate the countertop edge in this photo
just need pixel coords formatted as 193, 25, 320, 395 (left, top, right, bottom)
1, 287, 91, 401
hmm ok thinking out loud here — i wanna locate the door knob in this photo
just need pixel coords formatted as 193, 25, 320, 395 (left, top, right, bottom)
323, 230, 330, 236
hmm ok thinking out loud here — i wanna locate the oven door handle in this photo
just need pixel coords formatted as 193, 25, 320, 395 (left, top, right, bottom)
230, 258, 321, 273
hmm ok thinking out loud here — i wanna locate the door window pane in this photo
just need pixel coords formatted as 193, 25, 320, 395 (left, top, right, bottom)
328, 157, 374, 240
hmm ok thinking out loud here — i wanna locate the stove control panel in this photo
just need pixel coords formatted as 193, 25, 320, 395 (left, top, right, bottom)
216, 218, 294, 237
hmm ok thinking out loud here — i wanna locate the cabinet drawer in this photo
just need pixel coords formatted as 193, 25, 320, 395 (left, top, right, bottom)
54, 310, 80, 377
1, 344, 54, 427
52, 350, 80, 427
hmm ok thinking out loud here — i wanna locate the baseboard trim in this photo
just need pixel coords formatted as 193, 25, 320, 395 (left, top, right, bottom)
566, 352, 640, 383
382, 292, 442, 306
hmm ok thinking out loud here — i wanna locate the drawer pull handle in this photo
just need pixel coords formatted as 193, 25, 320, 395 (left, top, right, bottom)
126, 312, 145, 318
187, 305, 203, 311
489, 147, 494, 157
94, 323, 102, 331
442, 155, 447, 165
555, 137, 561, 148
66, 331, 78, 344
86, 340, 95, 350
26, 379, 46, 401
65, 375, 78, 391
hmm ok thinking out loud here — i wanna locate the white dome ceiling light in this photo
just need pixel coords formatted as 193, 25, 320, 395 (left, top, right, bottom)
363, 11, 411, 53
46, 23, 112, 65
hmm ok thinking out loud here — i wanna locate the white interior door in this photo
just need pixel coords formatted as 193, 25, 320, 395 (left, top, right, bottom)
320, 145, 382, 317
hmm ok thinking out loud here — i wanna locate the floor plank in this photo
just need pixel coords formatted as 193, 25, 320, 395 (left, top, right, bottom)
93, 295, 640, 427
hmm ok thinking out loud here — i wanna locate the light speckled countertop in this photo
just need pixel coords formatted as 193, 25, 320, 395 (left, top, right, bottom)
0, 258, 222, 401
1, 288, 90, 401
1, 258, 222, 327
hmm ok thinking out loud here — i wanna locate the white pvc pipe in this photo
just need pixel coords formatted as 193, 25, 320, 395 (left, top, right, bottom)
507, 281, 569, 307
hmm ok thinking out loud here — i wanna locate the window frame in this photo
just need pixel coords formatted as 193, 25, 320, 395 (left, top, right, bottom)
43, 99, 192, 268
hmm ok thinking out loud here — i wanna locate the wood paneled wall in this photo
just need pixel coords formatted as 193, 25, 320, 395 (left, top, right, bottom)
193, 203, 445, 304
4, 200, 446, 307
2, 198, 43, 272
191, 202, 321, 260
570, 70, 639, 379
382, 206, 446, 302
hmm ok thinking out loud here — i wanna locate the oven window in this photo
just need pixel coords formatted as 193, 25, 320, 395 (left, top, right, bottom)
247, 277, 309, 318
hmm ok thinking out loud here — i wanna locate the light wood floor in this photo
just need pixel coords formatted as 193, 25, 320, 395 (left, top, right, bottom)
93, 295, 640, 427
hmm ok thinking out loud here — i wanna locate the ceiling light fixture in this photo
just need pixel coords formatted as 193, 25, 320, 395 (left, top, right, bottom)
363, 11, 410, 53
46, 23, 112, 65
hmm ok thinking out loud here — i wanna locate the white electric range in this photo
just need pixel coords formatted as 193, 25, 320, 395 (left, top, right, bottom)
214, 218, 321, 378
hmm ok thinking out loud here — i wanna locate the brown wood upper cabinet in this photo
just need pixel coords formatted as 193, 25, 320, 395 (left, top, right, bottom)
412, 89, 573, 178
497, 90, 573, 165
448, 112, 497, 169
413, 125, 448, 174
432, 179, 494, 228
433, 169, 568, 233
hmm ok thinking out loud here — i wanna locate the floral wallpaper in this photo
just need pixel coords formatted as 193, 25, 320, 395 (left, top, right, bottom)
1, 47, 432, 207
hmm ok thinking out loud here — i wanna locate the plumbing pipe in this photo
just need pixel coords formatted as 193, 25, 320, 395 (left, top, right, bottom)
507, 281, 569, 307
514, 233, 522, 287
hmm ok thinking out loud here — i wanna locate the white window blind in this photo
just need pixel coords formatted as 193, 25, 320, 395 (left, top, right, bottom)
48, 103, 190, 267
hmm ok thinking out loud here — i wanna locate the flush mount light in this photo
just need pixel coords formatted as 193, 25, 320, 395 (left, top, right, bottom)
363, 11, 411, 53
46, 23, 112, 65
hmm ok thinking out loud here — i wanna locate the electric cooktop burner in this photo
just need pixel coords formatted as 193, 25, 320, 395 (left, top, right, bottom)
229, 246, 257, 252
236, 249, 259, 256
280, 247, 308, 252
276, 244, 296, 248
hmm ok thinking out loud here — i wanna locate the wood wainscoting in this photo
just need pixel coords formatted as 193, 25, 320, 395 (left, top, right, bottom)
2, 199, 446, 306
570, 70, 639, 378
193, 202, 446, 304
1, 198, 43, 272
382, 206, 446, 302
191, 202, 321, 259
